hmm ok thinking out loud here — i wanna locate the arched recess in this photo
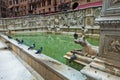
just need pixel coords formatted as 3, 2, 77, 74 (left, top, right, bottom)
72, 2, 79, 9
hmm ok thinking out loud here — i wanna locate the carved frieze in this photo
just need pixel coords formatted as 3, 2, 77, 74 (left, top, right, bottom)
0, 7, 101, 31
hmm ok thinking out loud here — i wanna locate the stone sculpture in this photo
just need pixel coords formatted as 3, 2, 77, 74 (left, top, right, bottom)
74, 35, 99, 57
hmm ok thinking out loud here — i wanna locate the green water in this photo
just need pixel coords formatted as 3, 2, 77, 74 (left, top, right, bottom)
12, 32, 99, 70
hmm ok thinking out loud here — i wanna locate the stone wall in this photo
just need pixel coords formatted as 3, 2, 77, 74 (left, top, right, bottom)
0, 8, 101, 33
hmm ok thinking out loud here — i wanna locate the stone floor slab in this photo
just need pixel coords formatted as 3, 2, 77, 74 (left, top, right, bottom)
0, 50, 37, 80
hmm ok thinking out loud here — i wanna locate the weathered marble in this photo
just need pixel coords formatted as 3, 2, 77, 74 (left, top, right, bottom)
81, 0, 120, 79
0, 8, 101, 32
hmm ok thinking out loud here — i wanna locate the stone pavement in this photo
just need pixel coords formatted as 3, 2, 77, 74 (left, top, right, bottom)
0, 41, 7, 49
0, 41, 38, 80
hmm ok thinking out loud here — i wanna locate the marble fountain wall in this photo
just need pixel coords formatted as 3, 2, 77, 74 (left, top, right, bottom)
0, 8, 101, 33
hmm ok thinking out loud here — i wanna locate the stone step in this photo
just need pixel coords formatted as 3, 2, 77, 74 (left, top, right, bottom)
64, 52, 93, 66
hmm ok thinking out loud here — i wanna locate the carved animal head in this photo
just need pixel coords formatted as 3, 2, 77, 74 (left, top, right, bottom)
74, 35, 87, 47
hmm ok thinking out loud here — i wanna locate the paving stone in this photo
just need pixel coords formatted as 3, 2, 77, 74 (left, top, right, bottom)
0, 50, 37, 80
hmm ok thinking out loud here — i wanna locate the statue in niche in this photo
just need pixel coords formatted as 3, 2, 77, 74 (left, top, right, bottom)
94, 7, 101, 18
54, 17, 59, 27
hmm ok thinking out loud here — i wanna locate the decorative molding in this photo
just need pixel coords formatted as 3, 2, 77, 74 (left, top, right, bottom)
102, 0, 120, 16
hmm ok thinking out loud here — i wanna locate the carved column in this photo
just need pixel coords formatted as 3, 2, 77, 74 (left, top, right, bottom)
81, 0, 120, 80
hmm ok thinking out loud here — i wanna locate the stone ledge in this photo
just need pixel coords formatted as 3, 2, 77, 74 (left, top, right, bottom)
0, 34, 87, 80
81, 64, 120, 80
64, 52, 93, 66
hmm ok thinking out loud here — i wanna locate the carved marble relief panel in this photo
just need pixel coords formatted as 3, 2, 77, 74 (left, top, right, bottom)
28, 17, 35, 27
67, 12, 78, 27
36, 18, 41, 27
63, 13, 68, 26
7, 19, 15, 30
102, 35, 120, 62
39, 17, 43, 26
102, 0, 120, 15
0, 20, 4, 30
0, 7, 101, 30
111, 0, 120, 8
0, 19, 5, 30
14, 19, 22, 29
23, 18, 29, 27
54, 15, 59, 26
94, 7, 101, 18
77, 10, 84, 26
58, 14, 64, 27
0, 20, 2, 26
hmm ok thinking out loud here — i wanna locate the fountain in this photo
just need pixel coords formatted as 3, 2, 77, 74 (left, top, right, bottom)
81, 0, 120, 80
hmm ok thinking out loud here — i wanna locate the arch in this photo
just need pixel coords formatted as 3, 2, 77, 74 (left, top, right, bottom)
72, 2, 79, 9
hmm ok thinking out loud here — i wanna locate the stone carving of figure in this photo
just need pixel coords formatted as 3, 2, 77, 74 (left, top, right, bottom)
74, 35, 99, 57
108, 40, 120, 53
